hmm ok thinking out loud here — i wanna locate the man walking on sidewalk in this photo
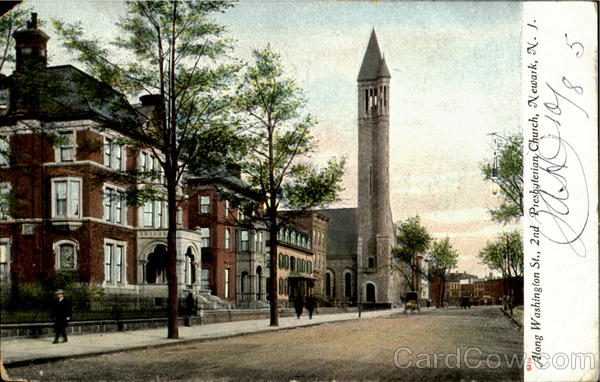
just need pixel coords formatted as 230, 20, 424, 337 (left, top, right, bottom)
51, 289, 72, 344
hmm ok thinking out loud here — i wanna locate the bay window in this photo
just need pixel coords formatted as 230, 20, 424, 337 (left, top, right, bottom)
52, 178, 81, 218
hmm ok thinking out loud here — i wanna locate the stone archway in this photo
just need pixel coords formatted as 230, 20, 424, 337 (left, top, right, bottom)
146, 244, 168, 284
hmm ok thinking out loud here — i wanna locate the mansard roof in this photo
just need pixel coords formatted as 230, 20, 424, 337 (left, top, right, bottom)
1, 64, 140, 127
357, 29, 390, 81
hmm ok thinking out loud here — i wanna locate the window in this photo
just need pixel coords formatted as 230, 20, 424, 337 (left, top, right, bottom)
253, 231, 259, 252
104, 241, 125, 284
185, 248, 195, 285
57, 131, 74, 162
53, 179, 81, 218
290, 257, 295, 271
224, 200, 229, 217
224, 269, 230, 299
0, 137, 8, 166
103, 186, 126, 224
0, 240, 9, 281
201, 268, 210, 290
142, 199, 164, 228
0, 183, 10, 220
199, 227, 210, 247
368, 257, 375, 268
240, 230, 249, 251
199, 195, 210, 214
225, 228, 231, 250
176, 206, 183, 226
258, 232, 263, 253
103, 137, 123, 170
344, 272, 352, 297
0, 88, 9, 114
55, 241, 77, 271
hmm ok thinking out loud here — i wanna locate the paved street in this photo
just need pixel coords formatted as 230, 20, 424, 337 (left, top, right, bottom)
7, 306, 522, 382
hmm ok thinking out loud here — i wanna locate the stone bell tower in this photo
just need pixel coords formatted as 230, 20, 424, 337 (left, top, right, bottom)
356, 29, 402, 306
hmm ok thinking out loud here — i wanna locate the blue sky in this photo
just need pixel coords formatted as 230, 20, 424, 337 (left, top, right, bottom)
24, 1, 522, 276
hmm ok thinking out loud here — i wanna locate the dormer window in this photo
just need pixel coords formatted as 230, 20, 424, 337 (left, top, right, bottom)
103, 137, 123, 170
57, 131, 74, 162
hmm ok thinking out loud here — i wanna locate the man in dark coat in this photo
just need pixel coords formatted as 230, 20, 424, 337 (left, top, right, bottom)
184, 291, 196, 327
294, 295, 304, 319
52, 289, 72, 344
305, 295, 316, 319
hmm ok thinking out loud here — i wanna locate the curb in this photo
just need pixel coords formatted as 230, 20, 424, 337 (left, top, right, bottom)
4, 312, 378, 368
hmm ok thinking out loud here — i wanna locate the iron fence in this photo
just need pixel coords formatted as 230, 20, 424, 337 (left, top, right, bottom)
1, 297, 190, 324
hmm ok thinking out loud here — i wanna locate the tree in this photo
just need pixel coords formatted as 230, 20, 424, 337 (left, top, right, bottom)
429, 237, 458, 307
393, 216, 432, 292
53, 0, 240, 339
235, 46, 345, 326
481, 132, 523, 224
0, 4, 30, 74
478, 230, 523, 278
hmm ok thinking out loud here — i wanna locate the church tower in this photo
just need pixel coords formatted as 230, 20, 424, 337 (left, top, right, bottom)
356, 30, 402, 306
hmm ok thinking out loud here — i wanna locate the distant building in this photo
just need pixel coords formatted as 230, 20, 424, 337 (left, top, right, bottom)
273, 221, 315, 307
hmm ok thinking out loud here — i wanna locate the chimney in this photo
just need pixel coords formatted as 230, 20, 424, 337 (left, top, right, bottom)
13, 13, 50, 72
140, 94, 163, 107
227, 163, 242, 179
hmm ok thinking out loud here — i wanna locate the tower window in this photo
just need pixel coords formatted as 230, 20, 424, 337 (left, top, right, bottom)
364, 89, 368, 113
384, 86, 387, 107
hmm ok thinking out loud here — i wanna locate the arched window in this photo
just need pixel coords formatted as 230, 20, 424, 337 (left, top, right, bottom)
366, 283, 376, 302
325, 272, 333, 298
54, 240, 78, 271
256, 266, 262, 300
290, 257, 296, 271
146, 245, 168, 284
344, 272, 352, 298
185, 247, 196, 285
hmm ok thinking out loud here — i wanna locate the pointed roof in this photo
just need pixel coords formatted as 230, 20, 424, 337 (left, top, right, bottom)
378, 56, 391, 78
358, 29, 390, 81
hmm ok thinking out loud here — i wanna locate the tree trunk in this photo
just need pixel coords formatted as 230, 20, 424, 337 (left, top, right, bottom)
166, 0, 179, 340
166, 161, 179, 339
268, 211, 279, 326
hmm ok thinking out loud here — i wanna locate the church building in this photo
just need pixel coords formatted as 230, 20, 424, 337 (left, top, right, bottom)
321, 30, 407, 307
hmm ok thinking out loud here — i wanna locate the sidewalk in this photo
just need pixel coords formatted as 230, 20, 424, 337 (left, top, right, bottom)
1, 308, 401, 367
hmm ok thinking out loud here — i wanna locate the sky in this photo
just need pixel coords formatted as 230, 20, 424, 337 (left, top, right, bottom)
23, 1, 522, 277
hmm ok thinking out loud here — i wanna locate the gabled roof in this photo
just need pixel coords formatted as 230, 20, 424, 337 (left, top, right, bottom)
357, 29, 390, 81
318, 207, 358, 259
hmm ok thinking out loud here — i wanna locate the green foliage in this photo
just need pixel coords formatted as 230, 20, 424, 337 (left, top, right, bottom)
235, 45, 346, 219
478, 230, 523, 277
393, 216, 432, 264
429, 237, 459, 274
481, 133, 523, 224
0, 5, 31, 74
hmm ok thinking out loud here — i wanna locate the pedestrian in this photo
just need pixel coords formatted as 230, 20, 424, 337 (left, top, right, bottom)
305, 295, 316, 319
294, 295, 304, 319
51, 289, 72, 344
185, 291, 196, 327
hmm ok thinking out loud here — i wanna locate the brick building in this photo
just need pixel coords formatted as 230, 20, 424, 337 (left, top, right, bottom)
0, 14, 203, 298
